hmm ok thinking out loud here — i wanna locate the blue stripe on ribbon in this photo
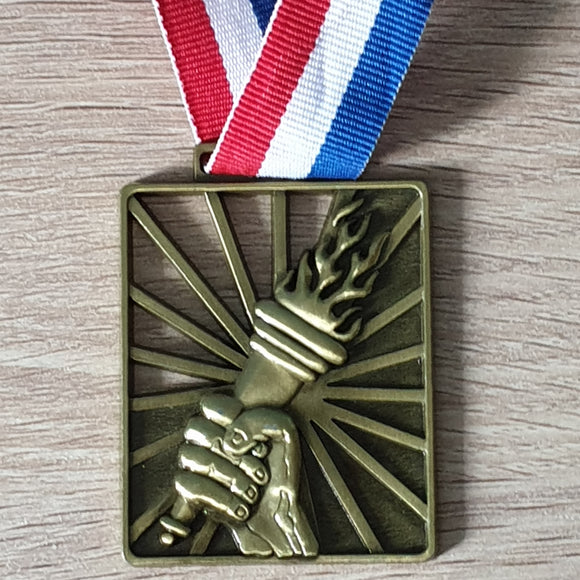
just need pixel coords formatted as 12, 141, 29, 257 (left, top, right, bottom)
248, 0, 278, 34
308, 0, 433, 179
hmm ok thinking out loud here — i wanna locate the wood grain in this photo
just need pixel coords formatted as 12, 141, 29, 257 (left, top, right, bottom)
1, 0, 579, 578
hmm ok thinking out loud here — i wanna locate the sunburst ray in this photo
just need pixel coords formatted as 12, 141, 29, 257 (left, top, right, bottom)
128, 197, 250, 353
129, 491, 176, 544
131, 285, 246, 368
299, 419, 383, 553
324, 344, 423, 384
379, 197, 422, 267
130, 386, 230, 412
322, 386, 425, 404
315, 418, 428, 521
205, 192, 257, 326
130, 429, 183, 467
356, 288, 423, 345
271, 190, 288, 287
320, 401, 426, 452
190, 520, 219, 555
130, 347, 239, 383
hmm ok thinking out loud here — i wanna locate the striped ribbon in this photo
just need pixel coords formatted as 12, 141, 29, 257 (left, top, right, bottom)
153, 0, 433, 179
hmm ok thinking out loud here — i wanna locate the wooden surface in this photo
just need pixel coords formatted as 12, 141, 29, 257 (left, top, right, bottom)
1, 0, 579, 578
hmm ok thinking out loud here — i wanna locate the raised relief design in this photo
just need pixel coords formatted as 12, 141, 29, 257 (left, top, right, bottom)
122, 181, 434, 563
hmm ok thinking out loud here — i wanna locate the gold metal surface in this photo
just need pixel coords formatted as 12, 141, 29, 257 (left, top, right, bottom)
121, 155, 434, 564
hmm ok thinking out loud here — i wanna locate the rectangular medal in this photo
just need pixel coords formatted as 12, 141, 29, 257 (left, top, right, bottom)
121, 150, 434, 564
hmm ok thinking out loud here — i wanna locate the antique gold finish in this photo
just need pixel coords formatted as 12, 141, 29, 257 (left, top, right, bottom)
121, 152, 434, 564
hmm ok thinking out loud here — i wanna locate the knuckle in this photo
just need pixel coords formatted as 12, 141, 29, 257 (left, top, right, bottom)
239, 455, 269, 484
201, 394, 243, 427
184, 416, 223, 447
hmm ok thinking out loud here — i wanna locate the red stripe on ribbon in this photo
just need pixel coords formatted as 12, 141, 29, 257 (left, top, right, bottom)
210, 0, 331, 175
156, 0, 232, 142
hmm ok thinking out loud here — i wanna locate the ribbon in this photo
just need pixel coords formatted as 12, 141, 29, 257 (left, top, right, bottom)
153, 0, 433, 179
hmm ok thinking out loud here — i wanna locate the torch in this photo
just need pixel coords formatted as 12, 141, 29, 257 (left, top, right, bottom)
159, 194, 388, 546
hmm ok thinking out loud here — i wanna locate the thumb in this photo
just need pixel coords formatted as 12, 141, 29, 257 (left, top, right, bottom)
223, 408, 295, 455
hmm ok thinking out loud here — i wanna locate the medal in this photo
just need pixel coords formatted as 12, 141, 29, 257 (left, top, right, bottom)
122, 0, 434, 564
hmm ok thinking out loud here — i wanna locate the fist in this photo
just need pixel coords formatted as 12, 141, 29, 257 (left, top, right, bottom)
176, 395, 269, 524
162, 394, 318, 558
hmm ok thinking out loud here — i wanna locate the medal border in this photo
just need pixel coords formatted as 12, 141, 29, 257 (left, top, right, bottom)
120, 179, 435, 565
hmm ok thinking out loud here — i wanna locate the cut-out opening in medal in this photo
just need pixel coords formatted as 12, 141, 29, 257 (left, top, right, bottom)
121, 181, 434, 564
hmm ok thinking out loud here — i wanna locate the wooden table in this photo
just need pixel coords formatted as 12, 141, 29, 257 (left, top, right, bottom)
1, 1, 579, 578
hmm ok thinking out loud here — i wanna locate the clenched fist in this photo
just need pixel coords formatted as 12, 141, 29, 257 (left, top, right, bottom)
161, 394, 318, 558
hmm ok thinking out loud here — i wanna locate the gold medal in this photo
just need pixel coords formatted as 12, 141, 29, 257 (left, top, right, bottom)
125, 0, 436, 563
121, 149, 434, 562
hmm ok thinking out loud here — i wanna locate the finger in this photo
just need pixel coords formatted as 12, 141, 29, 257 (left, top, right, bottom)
200, 394, 243, 427
235, 453, 269, 486
183, 418, 268, 485
175, 472, 250, 523
197, 439, 268, 487
179, 444, 259, 504
217, 447, 269, 486
184, 416, 225, 447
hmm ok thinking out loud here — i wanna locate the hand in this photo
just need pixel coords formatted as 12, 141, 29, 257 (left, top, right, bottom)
163, 394, 318, 558
223, 404, 319, 557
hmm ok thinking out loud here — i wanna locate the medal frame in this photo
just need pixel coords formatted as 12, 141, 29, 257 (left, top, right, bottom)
120, 165, 435, 565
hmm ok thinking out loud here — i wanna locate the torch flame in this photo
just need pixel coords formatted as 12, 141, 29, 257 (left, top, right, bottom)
274, 196, 388, 343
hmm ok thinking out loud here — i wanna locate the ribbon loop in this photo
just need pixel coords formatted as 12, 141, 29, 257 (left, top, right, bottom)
154, 0, 433, 179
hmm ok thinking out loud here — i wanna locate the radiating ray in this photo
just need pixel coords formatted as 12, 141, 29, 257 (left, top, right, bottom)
129, 490, 176, 544
205, 192, 256, 325
321, 401, 426, 452
128, 197, 250, 353
324, 344, 423, 384
190, 519, 219, 555
271, 190, 288, 287
131, 386, 229, 412
323, 386, 425, 404
379, 197, 422, 267
299, 419, 383, 553
131, 285, 246, 369
316, 418, 428, 521
130, 347, 239, 383
130, 429, 183, 467
355, 287, 423, 345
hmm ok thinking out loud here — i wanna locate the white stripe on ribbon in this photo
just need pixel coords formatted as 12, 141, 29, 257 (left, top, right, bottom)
204, 0, 263, 100
257, 0, 383, 178
205, 0, 284, 175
